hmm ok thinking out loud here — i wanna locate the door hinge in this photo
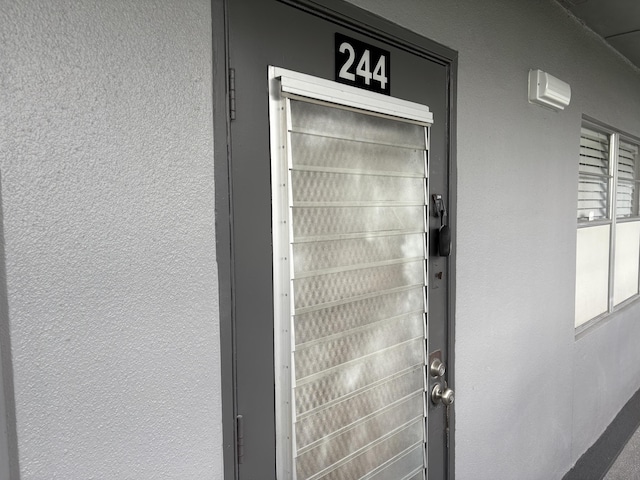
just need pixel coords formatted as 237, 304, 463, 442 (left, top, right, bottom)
236, 414, 244, 464
229, 68, 236, 121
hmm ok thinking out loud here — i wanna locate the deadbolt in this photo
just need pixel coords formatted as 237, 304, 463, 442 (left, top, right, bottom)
431, 383, 455, 406
430, 358, 446, 377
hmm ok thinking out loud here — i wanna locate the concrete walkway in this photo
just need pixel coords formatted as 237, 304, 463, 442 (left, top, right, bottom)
604, 425, 640, 480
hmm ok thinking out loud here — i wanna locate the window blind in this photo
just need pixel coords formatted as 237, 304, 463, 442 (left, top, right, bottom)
617, 140, 639, 218
578, 127, 610, 221
286, 99, 428, 480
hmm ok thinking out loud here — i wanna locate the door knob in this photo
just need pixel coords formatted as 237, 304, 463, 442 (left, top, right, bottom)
430, 358, 446, 377
431, 383, 455, 406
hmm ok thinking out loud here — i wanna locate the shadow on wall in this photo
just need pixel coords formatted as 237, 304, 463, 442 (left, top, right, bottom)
0, 172, 20, 479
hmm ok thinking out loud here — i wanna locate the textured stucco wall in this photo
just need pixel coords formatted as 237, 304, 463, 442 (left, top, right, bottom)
0, 1, 222, 479
340, 1, 640, 479
3, 1, 640, 479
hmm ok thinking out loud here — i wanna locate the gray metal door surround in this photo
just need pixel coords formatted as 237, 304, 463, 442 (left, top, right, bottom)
216, 1, 457, 478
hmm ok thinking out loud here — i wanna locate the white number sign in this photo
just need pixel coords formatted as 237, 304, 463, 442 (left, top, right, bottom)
336, 33, 390, 95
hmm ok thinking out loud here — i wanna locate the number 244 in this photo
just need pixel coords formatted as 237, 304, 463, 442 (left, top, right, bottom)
338, 42, 388, 89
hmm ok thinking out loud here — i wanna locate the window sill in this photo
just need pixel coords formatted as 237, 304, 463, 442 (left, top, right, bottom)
575, 293, 640, 340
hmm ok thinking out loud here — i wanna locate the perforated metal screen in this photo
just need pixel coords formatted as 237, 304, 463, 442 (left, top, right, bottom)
279, 98, 429, 480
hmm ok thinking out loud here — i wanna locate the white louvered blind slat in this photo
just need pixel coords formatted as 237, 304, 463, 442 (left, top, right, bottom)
287, 99, 428, 480
617, 140, 639, 218
578, 126, 610, 221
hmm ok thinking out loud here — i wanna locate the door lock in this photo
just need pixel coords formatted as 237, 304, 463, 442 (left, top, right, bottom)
430, 358, 446, 377
431, 383, 455, 406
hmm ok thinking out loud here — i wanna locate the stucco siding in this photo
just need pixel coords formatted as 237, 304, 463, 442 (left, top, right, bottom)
0, 1, 222, 478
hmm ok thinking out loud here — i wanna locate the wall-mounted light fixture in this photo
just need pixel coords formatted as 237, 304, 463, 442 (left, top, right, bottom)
528, 69, 571, 110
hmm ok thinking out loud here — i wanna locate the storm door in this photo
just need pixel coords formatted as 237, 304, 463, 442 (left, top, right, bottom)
218, 1, 457, 478
270, 69, 432, 479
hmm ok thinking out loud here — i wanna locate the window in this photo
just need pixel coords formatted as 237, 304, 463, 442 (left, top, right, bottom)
575, 120, 640, 330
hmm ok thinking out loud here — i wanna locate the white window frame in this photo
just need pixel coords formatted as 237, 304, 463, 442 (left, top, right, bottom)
576, 117, 640, 335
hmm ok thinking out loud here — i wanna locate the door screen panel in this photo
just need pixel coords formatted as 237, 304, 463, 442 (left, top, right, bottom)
272, 71, 431, 480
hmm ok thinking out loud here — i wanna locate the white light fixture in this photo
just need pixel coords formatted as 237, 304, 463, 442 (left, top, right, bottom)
528, 69, 571, 110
